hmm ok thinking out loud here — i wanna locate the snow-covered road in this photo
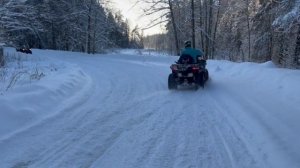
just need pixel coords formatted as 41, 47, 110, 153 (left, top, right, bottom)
0, 49, 300, 168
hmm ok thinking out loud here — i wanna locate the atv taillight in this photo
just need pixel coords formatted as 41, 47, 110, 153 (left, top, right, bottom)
192, 67, 199, 73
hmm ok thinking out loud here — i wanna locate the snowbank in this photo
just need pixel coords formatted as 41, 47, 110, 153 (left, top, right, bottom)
209, 60, 300, 104
0, 48, 93, 139
118, 49, 171, 57
208, 59, 300, 168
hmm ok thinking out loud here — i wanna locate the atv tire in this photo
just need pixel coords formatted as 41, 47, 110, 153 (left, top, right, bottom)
204, 69, 209, 82
168, 74, 177, 90
194, 84, 199, 90
196, 72, 205, 88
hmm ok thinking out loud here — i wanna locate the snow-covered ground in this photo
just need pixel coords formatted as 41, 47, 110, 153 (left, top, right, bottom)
0, 48, 299, 168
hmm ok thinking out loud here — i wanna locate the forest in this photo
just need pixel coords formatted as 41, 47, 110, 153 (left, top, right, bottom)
1, 0, 300, 68
143, 0, 300, 69
0, 0, 144, 54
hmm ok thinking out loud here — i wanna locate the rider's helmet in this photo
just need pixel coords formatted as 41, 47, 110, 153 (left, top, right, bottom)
184, 40, 192, 48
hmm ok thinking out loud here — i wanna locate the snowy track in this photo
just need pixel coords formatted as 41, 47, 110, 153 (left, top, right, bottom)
0, 50, 299, 168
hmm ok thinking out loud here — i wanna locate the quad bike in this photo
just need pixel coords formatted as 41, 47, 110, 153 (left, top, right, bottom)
168, 55, 209, 90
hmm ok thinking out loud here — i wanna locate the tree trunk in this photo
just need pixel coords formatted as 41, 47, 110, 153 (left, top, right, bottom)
191, 0, 195, 48
267, 0, 273, 61
199, 1, 204, 50
0, 47, 4, 67
246, 0, 251, 61
294, 25, 300, 67
51, 21, 56, 50
212, 0, 221, 59
204, 0, 209, 58
92, 8, 98, 54
267, 22, 273, 61
65, 32, 69, 51
168, 0, 180, 56
86, 0, 93, 54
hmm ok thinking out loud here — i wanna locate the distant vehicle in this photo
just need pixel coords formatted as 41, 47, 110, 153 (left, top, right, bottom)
16, 48, 32, 54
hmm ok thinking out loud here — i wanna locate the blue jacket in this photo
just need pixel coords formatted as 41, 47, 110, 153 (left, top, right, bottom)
181, 47, 204, 63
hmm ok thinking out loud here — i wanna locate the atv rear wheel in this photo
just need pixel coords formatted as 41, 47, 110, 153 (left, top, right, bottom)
204, 69, 209, 82
194, 84, 199, 90
196, 73, 205, 88
168, 74, 177, 90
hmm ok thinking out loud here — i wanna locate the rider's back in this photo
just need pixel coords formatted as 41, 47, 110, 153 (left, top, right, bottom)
181, 47, 203, 63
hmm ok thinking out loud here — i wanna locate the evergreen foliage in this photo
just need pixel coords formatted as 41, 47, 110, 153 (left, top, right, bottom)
142, 0, 300, 68
0, 0, 143, 53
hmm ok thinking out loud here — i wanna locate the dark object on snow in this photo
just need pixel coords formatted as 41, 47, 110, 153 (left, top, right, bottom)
168, 54, 209, 90
16, 48, 32, 54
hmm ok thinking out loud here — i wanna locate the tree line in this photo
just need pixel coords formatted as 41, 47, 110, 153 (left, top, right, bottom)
142, 0, 300, 69
0, 0, 144, 54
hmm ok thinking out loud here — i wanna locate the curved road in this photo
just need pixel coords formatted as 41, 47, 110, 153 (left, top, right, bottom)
0, 51, 299, 168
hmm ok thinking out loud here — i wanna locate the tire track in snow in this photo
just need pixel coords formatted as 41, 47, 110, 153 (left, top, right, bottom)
168, 93, 233, 168
203, 87, 265, 168
27, 74, 171, 167
2, 52, 287, 168
134, 102, 187, 168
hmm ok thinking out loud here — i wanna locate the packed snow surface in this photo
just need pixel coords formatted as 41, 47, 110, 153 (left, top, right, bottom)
0, 48, 300, 168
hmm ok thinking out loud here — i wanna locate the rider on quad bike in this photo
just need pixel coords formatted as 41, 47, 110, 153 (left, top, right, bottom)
168, 41, 209, 90
179, 41, 205, 65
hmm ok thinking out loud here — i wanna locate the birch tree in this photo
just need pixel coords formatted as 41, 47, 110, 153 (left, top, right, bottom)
140, 0, 180, 55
